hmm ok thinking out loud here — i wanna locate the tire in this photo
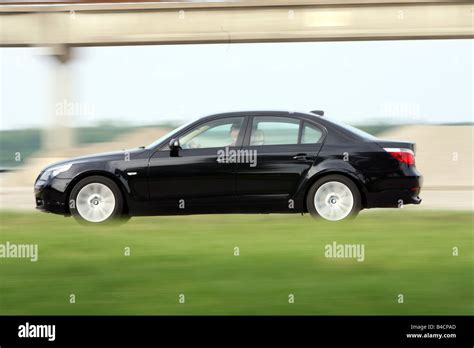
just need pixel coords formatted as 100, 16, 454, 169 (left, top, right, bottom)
69, 175, 127, 225
306, 174, 361, 221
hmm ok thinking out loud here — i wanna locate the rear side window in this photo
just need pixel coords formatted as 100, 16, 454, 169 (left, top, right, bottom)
302, 122, 323, 144
250, 117, 300, 146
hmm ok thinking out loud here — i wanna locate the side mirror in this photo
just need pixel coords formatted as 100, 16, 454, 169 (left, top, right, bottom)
169, 138, 181, 157
169, 138, 180, 149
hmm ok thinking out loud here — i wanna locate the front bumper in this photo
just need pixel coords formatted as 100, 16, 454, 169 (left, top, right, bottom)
34, 177, 71, 215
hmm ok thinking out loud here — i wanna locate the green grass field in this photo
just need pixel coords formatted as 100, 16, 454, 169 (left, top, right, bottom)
0, 210, 472, 315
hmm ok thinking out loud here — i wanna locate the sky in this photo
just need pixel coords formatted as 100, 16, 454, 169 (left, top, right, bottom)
0, 39, 472, 130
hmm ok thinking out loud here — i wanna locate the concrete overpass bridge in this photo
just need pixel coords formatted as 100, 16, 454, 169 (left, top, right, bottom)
2, 0, 473, 46
1, 0, 473, 149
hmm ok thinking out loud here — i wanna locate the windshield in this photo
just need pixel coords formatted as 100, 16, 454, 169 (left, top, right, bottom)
146, 119, 195, 149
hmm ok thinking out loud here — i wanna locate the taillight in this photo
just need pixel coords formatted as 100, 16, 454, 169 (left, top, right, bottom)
383, 148, 415, 165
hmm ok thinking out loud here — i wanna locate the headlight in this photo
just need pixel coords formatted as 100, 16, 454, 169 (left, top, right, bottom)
39, 163, 72, 181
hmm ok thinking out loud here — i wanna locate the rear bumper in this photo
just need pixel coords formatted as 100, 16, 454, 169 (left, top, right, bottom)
364, 167, 422, 208
366, 187, 422, 208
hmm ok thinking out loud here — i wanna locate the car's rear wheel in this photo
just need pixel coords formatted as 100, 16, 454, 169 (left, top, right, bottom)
306, 175, 361, 221
69, 175, 127, 225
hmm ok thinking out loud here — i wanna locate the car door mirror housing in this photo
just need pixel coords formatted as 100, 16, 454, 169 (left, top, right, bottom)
169, 138, 180, 149
169, 138, 181, 157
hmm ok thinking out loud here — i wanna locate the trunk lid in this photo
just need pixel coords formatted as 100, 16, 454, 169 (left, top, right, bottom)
375, 139, 416, 154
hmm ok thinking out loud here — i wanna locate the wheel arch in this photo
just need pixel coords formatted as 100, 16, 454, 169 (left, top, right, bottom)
302, 170, 367, 212
64, 171, 129, 215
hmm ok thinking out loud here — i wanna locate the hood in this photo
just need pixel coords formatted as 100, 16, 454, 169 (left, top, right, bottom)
41, 147, 147, 173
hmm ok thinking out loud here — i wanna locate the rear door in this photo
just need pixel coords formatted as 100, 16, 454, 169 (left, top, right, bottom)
235, 115, 324, 211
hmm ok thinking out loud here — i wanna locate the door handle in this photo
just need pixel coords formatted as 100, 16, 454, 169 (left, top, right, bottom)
293, 153, 313, 161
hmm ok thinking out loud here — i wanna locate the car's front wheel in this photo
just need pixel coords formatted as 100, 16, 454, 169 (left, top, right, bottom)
69, 175, 127, 224
306, 175, 361, 221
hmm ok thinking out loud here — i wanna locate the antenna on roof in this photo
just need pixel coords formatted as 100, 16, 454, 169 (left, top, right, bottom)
310, 110, 324, 116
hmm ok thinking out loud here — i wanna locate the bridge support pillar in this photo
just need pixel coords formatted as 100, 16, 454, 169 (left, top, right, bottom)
42, 45, 76, 151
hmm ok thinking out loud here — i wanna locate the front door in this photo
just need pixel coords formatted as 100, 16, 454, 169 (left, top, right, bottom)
148, 116, 246, 213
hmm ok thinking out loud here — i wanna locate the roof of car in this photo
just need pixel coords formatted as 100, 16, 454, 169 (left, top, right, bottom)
201, 110, 321, 120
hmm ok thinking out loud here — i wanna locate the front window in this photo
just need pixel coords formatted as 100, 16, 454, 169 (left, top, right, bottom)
179, 117, 244, 149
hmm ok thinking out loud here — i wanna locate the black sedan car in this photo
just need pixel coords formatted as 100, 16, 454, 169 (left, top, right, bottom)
34, 111, 422, 224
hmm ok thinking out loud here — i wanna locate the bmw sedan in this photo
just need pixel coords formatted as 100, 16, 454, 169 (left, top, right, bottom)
34, 111, 422, 224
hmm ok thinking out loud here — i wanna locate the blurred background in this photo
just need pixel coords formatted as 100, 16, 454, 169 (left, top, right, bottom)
0, 0, 472, 315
